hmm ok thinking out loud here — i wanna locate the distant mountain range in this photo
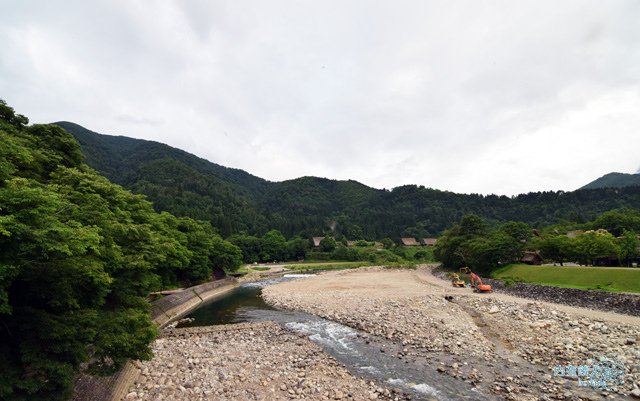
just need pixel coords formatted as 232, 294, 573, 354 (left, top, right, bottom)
56, 121, 640, 239
581, 172, 640, 190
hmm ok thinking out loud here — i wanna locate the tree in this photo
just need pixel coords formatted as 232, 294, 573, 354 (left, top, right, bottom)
381, 238, 395, 249
574, 230, 619, 266
499, 221, 532, 243
286, 236, 309, 260
319, 235, 337, 252
459, 214, 487, 237
592, 208, 640, 237
228, 233, 261, 263
0, 103, 235, 400
617, 230, 640, 267
0, 99, 29, 128
260, 230, 287, 262
209, 236, 243, 272
536, 235, 574, 266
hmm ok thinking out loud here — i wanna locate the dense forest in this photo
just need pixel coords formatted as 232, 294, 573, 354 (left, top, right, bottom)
0, 102, 242, 401
58, 122, 640, 240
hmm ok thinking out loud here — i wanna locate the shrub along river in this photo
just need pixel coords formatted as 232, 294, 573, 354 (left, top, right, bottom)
176, 275, 493, 401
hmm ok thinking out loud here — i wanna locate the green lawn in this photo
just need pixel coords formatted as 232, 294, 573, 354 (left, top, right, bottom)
284, 261, 371, 272
492, 264, 640, 293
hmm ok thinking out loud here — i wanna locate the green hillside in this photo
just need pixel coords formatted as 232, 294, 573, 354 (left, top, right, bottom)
581, 172, 640, 190
55, 122, 270, 236
57, 122, 640, 240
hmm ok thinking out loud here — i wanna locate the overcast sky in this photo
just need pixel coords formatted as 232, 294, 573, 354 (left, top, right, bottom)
2, 1, 640, 195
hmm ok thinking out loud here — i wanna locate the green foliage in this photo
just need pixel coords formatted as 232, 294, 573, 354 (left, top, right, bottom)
535, 235, 574, 265
381, 238, 395, 249
0, 104, 239, 400
209, 235, 243, 273
435, 215, 527, 273
260, 230, 287, 261
437, 209, 640, 272
573, 230, 619, 266
0, 99, 29, 129
286, 236, 310, 260
617, 230, 640, 266
590, 208, 640, 236
499, 221, 532, 243
581, 172, 640, 190
319, 235, 337, 252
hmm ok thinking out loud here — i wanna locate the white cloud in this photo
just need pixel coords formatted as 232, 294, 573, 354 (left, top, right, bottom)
1, 0, 639, 195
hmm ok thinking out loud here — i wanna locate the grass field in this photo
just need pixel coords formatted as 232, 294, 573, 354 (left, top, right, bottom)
283, 261, 371, 272
492, 264, 640, 293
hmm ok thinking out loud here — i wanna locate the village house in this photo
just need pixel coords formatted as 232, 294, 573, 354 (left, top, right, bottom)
420, 238, 438, 246
400, 237, 419, 247
311, 236, 325, 248
520, 251, 543, 265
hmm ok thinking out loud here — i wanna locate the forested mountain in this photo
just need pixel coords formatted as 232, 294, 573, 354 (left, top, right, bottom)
57, 122, 640, 239
56, 122, 270, 236
581, 172, 640, 190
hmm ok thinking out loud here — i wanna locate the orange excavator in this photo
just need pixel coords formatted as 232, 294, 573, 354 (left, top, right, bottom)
459, 267, 492, 293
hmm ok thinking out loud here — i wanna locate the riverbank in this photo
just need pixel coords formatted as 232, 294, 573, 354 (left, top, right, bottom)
72, 278, 239, 401
263, 266, 640, 400
125, 322, 402, 401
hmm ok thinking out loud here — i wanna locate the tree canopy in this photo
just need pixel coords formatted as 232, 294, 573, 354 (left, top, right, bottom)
0, 101, 241, 401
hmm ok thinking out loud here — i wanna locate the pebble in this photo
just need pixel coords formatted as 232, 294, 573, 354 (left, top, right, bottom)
263, 267, 640, 398
126, 322, 399, 401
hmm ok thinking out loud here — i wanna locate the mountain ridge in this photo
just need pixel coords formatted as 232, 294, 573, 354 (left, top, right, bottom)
55, 121, 640, 239
581, 172, 640, 190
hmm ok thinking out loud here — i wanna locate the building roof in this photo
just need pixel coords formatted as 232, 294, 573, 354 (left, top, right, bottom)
521, 251, 543, 264
400, 237, 419, 246
421, 238, 438, 246
312, 237, 325, 247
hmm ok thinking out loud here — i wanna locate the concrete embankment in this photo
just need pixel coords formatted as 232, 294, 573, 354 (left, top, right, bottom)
72, 278, 238, 401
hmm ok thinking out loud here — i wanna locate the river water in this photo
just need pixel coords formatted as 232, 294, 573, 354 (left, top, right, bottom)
177, 275, 492, 401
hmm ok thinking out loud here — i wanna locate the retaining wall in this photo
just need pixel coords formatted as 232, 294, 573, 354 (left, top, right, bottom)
71, 277, 238, 401
482, 277, 640, 317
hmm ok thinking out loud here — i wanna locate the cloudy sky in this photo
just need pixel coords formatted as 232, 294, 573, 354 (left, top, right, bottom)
2, 1, 640, 195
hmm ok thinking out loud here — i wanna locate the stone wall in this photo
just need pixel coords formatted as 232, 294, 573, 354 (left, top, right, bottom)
482, 277, 640, 316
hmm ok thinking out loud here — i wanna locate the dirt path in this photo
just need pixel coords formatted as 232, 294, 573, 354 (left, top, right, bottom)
263, 267, 640, 400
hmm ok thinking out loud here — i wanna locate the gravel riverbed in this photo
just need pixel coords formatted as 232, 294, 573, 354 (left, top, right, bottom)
262, 267, 640, 400
124, 267, 640, 401
126, 322, 403, 401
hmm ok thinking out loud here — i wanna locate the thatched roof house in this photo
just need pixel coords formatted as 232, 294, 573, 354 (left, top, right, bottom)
421, 238, 438, 246
400, 237, 419, 246
521, 251, 543, 265
311, 237, 325, 248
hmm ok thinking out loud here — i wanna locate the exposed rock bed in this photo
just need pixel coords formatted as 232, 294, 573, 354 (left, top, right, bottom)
263, 268, 640, 400
126, 322, 405, 401
432, 269, 640, 317
482, 277, 640, 317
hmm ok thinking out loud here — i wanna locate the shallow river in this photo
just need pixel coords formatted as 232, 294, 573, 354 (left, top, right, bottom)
177, 275, 493, 401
